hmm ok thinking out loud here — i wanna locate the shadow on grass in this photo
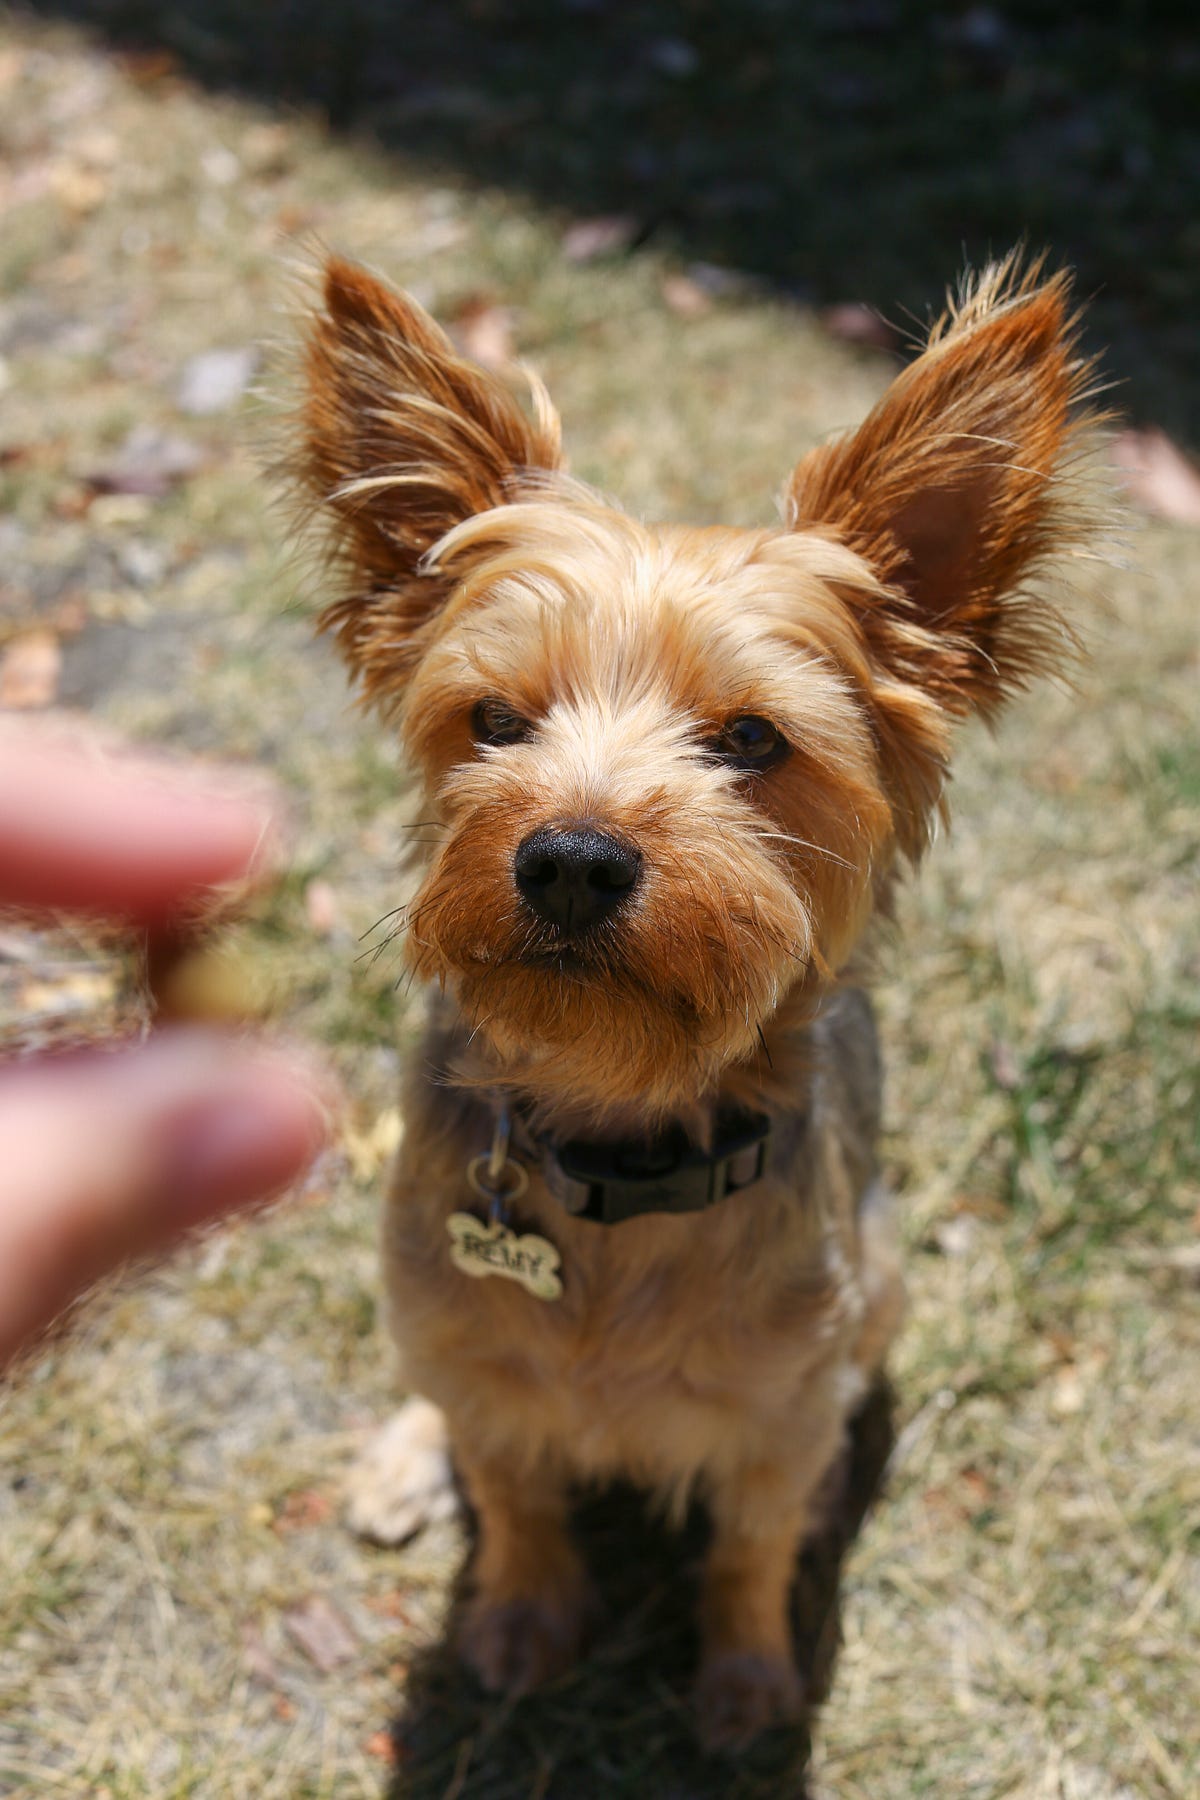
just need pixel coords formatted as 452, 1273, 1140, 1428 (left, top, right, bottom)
22, 1, 1200, 445
384, 1383, 894, 1800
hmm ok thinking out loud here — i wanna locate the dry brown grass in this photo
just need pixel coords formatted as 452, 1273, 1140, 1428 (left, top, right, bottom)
1, 15, 1197, 1798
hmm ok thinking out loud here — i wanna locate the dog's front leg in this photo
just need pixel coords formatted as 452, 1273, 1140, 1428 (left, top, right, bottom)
456, 1446, 595, 1697
696, 1414, 844, 1750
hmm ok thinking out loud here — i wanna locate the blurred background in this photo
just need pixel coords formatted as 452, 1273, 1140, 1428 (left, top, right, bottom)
1, 6, 1197, 1800
22, 0, 1200, 443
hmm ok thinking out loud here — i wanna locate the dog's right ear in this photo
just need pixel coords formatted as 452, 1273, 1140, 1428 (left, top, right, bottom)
298, 256, 562, 700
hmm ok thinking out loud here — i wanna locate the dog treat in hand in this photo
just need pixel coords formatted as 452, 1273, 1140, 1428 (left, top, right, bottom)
144, 920, 267, 1025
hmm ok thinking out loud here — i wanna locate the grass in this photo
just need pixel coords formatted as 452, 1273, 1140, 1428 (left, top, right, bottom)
1, 11, 1198, 1798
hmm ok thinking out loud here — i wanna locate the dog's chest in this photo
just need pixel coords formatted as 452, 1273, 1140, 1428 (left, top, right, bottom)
384, 1167, 863, 1478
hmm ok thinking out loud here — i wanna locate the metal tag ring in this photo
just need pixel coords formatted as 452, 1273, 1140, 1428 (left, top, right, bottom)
467, 1153, 530, 1206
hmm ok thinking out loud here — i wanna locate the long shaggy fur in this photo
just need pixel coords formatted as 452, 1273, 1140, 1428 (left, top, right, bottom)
300, 255, 562, 700
787, 253, 1103, 718
291, 251, 1103, 1748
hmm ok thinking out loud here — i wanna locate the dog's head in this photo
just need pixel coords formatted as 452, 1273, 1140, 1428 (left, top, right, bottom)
297, 255, 1098, 1124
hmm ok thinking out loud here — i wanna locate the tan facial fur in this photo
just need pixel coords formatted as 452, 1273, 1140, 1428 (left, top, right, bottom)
400, 508, 902, 1127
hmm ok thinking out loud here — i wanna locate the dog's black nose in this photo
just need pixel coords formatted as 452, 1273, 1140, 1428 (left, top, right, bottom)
514, 825, 641, 933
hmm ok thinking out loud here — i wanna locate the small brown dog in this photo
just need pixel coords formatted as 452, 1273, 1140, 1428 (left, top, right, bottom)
295, 252, 1098, 1747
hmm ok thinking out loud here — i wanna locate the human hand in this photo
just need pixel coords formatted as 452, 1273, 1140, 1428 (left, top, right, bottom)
0, 724, 332, 1366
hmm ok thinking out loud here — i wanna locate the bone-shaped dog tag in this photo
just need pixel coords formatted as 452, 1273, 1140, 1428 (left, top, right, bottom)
446, 1212, 563, 1302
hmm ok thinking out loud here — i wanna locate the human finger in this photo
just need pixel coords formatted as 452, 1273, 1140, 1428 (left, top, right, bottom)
0, 723, 278, 925
0, 1029, 332, 1366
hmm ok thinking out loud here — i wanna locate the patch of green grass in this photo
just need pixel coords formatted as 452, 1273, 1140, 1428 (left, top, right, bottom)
986, 999, 1200, 1280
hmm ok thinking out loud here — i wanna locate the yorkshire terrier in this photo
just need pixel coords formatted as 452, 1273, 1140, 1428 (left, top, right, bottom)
294, 252, 1099, 1748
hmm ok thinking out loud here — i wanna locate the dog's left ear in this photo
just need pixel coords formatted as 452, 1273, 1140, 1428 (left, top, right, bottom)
786, 256, 1099, 722
297, 256, 562, 699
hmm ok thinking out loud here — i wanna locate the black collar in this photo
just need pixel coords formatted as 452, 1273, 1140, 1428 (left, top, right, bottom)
527, 1108, 772, 1226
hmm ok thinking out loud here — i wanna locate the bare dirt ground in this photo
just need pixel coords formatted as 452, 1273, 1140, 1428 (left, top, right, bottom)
1, 13, 1197, 1799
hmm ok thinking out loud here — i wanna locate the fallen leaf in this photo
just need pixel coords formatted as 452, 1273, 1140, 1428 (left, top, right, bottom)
660, 273, 712, 318
304, 879, 340, 937
176, 346, 259, 416
51, 488, 95, 521
364, 1591, 417, 1626
240, 1621, 282, 1688
0, 630, 61, 710
563, 215, 638, 262
821, 302, 901, 351
958, 1467, 993, 1509
921, 1484, 967, 1524
117, 49, 179, 85
273, 1488, 335, 1534
1112, 428, 1200, 524
274, 202, 316, 237
283, 1595, 358, 1672
451, 296, 515, 369
955, 1192, 1010, 1223
86, 425, 206, 498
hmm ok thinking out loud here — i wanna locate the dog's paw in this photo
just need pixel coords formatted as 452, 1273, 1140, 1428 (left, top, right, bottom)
459, 1584, 592, 1696
344, 1397, 459, 1545
694, 1649, 804, 1752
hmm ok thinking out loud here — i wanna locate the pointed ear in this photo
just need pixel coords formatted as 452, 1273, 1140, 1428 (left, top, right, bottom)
786, 256, 1101, 718
297, 256, 562, 697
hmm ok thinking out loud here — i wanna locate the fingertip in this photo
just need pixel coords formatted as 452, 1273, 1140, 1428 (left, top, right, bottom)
0, 730, 288, 922
158, 1041, 338, 1225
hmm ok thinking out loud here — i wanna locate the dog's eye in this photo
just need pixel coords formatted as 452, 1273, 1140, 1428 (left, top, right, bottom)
715, 715, 788, 771
471, 698, 532, 746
